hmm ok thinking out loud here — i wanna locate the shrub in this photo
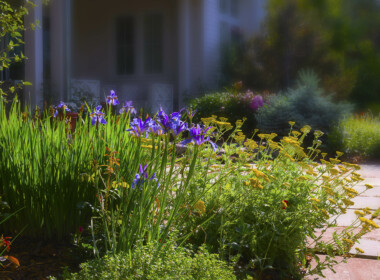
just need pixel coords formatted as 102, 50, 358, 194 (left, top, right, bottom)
329, 113, 380, 159
179, 117, 378, 278
59, 239, 236, 280
256, 71, 352, 136
187, 88, 266, 136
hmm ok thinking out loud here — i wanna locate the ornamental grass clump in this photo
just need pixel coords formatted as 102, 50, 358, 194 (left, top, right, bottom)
0, 94, 138, 240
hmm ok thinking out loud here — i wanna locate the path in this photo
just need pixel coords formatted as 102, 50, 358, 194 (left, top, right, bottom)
307, 163, 380, 280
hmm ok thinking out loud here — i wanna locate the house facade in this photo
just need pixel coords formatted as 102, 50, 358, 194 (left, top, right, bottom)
23, 0, 265, 111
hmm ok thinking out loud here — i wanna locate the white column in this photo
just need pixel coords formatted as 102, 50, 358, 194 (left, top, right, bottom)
178, 0, 191, 107
202, 0, 219, 90
24, 0, 44, 107
50, 0, 71, 102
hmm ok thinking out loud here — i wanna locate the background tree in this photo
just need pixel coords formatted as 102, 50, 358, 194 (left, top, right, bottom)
0, 0, 36, 101
224, 0, 380, 111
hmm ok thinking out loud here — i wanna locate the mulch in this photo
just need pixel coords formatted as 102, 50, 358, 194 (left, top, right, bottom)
0, 237, 82, 280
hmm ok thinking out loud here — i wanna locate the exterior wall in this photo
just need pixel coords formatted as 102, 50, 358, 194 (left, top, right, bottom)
201, 0, 221, 93
177, 0, 191, 106
189, 0, 204, 95
42, 0, 266, 109
71, 0, 178, 109
24, 0, 44, 107
49, 0, 70, 102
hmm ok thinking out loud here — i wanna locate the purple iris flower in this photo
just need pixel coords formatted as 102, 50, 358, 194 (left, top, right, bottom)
146, 118, 164, 135
90, 105, 107, 125
128, 118, 147, 137
119, 101, 137, 115
106, 90, 119, 106
156, 109, 187, 136
157, 109, 171, 131
131, 164, 159, 189
250, 95, 264, 110
170, 112, 182, 123
127, 117, 163, 137
170, 120, 188, 136
54, 101, 70, 117
181, 124, 218, 151
186, 107, 197, 120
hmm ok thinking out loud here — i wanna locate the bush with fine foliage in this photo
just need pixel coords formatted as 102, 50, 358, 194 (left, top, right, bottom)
256, 71, 352, 136
188, 88, 265, 136
60, 239, 236, 280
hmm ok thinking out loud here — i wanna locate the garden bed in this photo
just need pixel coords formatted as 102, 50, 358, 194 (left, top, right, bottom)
0, 96, 378, 279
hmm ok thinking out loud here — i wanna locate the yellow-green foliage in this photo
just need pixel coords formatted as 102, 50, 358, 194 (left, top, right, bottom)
330, 113, 380, 158
60, 239, 236, 280
184, 118, 377, 278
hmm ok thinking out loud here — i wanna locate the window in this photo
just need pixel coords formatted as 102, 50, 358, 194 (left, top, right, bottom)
219, 0, 239, 17
230, 0, 239, 17
220, 21, 229, 44
143, 14, 163, 74
116, 14, 164, 75
219, 0, 229, 14
220, 22, 241, 45
116, 17, 135, 75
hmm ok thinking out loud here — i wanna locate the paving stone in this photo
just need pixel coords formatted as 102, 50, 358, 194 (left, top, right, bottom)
349, 238, 380, 257
330, 210, 361, 226
330, 209, 380, 226
360, 178, 380, 186
355, 186, 380, 197
306, 256, 380, 280
351, 197, 380, 210
357, 165, 380, 178
312, 227, 380, 242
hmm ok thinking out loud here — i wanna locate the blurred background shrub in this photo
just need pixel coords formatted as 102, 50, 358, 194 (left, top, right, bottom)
187, 87, 267, 137
256, 71, 352, 136
329, 113, 380, 160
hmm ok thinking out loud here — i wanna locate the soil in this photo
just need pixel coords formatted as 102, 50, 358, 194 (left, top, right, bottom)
0, 237, 83, 280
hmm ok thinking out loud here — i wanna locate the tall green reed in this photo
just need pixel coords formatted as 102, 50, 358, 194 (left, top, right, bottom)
90, 120, 233, 256
0, 99, 138, 240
